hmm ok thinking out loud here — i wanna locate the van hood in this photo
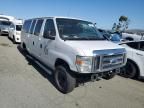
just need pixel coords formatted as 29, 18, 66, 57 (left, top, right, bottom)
65, 40, 124, 56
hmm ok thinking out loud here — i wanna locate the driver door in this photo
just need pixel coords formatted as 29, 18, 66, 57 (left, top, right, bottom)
38, 19, 56, 67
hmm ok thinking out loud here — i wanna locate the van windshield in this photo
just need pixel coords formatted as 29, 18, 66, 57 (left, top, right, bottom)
56, 18, 105, 40
16, 25, 22, 31
0, 21, 11, 26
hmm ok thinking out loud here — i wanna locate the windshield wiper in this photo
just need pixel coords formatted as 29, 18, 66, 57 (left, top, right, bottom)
62, 34, 105, 40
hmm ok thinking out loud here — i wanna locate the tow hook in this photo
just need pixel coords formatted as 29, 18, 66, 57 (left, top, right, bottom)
115, 68, 120, 74
91, 74, 101, 82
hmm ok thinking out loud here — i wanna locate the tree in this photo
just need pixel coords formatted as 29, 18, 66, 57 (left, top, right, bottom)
112, 15, 130, 32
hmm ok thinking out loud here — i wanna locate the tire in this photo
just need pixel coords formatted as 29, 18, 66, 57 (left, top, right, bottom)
102, 72, 116, 80
21, 43, 29, 55
54, 65, 76, 94
122, 61, 138, 78
13, 36, 16, 44
8, 33, 11, 39
0, 29, 1, 36
8, 34, 10, 39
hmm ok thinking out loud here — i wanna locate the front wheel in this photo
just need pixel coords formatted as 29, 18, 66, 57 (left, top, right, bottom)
121, 61, 138, 78
54, 66, 76, 94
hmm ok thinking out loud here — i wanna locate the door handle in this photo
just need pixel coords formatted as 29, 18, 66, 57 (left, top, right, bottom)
33, 41, 34, 45
40, 44, 42, 48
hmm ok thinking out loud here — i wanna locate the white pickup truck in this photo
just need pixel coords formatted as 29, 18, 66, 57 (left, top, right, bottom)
21, 17, 127, 93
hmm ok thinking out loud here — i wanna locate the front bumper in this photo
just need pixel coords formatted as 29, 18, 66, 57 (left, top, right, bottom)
0, 30, 9, 35
75, 49, 127, 74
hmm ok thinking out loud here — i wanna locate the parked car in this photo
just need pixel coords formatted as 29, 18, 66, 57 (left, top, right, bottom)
8, 19, 23, 43
98, 29, 125, 42
0, 20, 11, 36
21, 17, 126, 93
122, 33, 144, 41
99, 29, 144, 79
119, 41, 144, 79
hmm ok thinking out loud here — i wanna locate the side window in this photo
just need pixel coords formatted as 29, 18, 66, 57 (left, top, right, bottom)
30, 20, 36, 34
23, 20, 32, 33
12, 24, 15, 29
34, 19, 44, 36
43, 19, 56, 38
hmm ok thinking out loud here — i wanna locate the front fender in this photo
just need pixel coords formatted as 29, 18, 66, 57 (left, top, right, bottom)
48, 49, 77, 72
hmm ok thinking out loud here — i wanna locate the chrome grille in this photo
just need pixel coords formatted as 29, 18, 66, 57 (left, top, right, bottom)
101, 53, 124, 70
92, 56, 100, 72
92, 49, 126, 73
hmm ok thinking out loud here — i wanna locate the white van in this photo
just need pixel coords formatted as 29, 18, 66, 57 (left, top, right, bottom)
21, 17, 127, 93
8, 19, 23, 43
0, 14, 15, 36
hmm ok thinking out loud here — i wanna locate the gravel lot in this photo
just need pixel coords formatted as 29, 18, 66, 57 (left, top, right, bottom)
0, 36, 144, 108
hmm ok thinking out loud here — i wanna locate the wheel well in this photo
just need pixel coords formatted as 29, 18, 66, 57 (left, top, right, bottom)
55, 59, 70, 69
127, 59, 140, 77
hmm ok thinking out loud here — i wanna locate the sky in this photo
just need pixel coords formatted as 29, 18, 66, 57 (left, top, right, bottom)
0, 0, 144, 29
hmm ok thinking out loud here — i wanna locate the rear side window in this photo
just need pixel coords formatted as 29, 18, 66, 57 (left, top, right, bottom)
30, 20, 36, 34
34, 19, 44, 36
43, 19, 56, 38
23, 20, 32, 33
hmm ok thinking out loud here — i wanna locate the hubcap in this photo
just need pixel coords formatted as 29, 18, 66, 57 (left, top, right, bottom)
57, 69, 67, 90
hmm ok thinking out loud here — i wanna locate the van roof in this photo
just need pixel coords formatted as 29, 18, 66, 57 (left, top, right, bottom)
0, 15, 15, 21
25, 16, 92, 22
13, 19, 23, 25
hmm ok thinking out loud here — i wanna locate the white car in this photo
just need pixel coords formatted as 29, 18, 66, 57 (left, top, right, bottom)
120, 41, 144, 79
122, 33, 144, 41
21, 17, 126, 93
8, 19, 23, 43
0, 20, 11, 36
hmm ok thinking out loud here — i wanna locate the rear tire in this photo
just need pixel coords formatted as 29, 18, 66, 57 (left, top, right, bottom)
13, 36, 16, 44
54, 66, 76, 94
21, 43, 29, 54
0, 29, 1, 36
8, 34, 10, 39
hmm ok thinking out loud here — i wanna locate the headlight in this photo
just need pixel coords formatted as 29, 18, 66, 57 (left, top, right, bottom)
75, 56, 93, 73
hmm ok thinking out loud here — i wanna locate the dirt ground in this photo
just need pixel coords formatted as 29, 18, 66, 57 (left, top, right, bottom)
0, 36, 144, 108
